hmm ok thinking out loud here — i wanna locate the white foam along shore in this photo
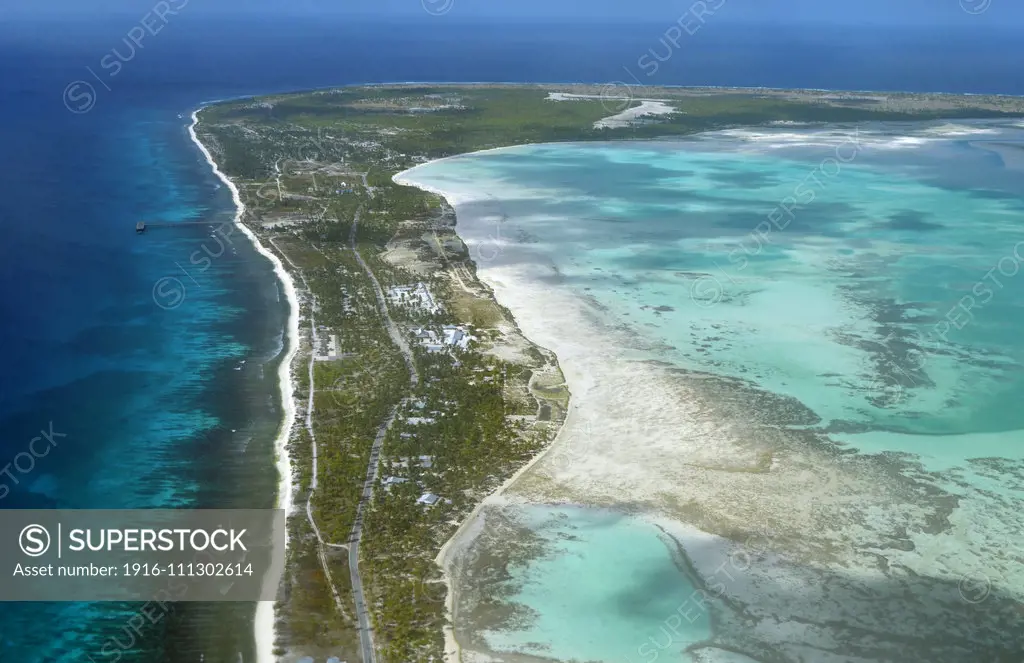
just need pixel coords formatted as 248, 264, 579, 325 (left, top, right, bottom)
189, 109, 298, 663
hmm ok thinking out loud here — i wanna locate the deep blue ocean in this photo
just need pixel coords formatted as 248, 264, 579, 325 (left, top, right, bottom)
0, 14, 1021, 662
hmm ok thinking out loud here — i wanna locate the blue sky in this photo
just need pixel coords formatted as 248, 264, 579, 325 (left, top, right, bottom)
3, 0, 1021, 26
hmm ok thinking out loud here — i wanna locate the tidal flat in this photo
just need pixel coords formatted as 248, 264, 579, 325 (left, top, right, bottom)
399, 120, 1024, 662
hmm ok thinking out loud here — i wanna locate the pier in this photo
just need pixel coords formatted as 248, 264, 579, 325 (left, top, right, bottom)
135, 221, 218, 233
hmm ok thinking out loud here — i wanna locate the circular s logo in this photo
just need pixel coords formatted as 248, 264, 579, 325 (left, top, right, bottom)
960, 0, 992, 15
19, 524, 51, 557
422, 0, 455, 15
152, 276, 187, 310
958, 573, 991, 604
690, 275, 724, 308
63, 81, 97, 114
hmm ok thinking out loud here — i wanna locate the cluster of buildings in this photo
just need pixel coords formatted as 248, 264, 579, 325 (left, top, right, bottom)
387, 282, 441, 315
339, 286, 355, 316
386, 282, 474, 353
313, 329, 341, 362
379, 398, 454, 508
411, 325, 473, 353
381, 454, 449, 508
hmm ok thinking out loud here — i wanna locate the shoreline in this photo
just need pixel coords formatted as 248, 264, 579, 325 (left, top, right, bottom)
184, 85, 1024, 659
394, 126, 1024, 663
392, 118, 1019, 198
393, 147, 779, 663
395, 166, 581, 663
393, 137, 848, 661
189, 109, 299, 663
427, 402, 579, 663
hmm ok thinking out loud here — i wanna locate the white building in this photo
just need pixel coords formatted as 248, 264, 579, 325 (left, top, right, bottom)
395, 455, 434, 469
411, 325, 474, 353
442, 325, 473, 350
387, 282, 441, 314
314, 333, 340, 361
416, 492, 440, 506
406, 417, 436, 426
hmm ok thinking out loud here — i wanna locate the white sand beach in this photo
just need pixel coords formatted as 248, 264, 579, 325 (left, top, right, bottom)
545, 90, 678, 128
190, 109, 300, 663
593, 99, 677, 128
395, 153, 843, 522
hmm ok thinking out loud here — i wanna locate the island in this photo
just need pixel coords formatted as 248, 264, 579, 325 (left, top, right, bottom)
192, 84, 1024, 663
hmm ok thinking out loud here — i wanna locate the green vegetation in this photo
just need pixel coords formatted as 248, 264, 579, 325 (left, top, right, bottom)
200, 85, 1024, 182
195, 83, 1024, 662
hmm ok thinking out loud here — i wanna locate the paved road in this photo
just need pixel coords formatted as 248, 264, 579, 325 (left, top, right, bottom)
347, 403, 397, 663
347, 188, 420, 663
267, 174, 416, 663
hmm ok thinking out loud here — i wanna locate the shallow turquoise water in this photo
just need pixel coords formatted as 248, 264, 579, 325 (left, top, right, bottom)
405, 121, 1024, 450
402, 121, 1024, 660
482, 506, 710, 663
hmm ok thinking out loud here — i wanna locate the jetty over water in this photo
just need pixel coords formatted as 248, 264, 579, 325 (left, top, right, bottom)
135, 220, 217, 233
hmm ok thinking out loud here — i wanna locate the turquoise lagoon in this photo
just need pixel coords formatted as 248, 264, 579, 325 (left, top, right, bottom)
479, 506, 710, 663
404, 121, 1024, 454
401, 121, 1024, 661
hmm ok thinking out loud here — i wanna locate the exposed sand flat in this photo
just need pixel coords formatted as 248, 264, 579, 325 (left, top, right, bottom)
458, 258, 887, 547
593, 100, 677, 129
546, 92, 608, 101
434, 257, 1024, 662
395, 149, 1024, 662
545, 91, 678, 129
